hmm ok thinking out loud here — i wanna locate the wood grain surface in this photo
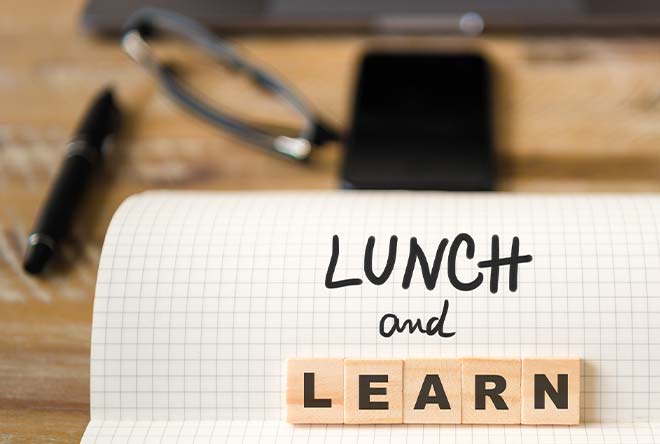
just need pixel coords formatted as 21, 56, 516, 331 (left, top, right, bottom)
3, 0, 660, 441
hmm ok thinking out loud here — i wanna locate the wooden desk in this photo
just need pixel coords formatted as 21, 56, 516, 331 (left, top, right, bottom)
3, 0, 660, 441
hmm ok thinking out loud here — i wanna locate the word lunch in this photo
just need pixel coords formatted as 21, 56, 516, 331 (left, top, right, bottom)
287, 358, 580, 425
325, 234, 533, 294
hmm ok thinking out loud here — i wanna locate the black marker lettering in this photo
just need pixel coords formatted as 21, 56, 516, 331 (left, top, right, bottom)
448, 233, 483, 291
325, 234, 362, 289
379, 301, 455, 338
326, 234, 532, 296
402, 237, 449, 290
364, 235, 397, 285
477, 235, 533, 293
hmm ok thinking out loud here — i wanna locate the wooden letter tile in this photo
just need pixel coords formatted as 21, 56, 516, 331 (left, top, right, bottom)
403, 358, 461, 424
286, 358, 344, 424
462, 358, 521, 424
344, 359, 403, 424
521, 358, 580, 425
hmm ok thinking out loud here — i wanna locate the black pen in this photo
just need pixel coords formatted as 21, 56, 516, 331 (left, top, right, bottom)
23, 88, 121, 274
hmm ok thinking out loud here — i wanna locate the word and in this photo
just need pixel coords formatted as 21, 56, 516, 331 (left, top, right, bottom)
325, 234, 533, 293
286, 357, 580, 425
379, 305, 455, 338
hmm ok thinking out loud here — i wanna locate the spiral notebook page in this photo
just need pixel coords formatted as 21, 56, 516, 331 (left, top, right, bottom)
82, 191, 660, 443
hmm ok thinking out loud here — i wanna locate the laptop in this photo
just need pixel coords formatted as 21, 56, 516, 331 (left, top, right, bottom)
83, 0, 660, 35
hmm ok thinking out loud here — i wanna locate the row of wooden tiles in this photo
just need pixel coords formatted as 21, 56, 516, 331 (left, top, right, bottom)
287, 358, 580, 425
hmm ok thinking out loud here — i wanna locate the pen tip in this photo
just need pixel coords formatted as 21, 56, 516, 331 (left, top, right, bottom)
23, 242, 53, 275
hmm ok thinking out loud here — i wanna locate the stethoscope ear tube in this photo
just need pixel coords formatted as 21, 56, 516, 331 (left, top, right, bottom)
121, 7, 341, 162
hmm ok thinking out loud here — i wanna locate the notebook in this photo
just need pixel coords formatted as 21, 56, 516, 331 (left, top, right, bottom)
82, 191, 660, 443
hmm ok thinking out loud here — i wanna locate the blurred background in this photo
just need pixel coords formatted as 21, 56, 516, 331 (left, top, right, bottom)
4, 0, 660, 440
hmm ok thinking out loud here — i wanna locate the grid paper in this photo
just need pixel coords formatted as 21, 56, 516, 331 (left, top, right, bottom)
82, 421, 660, 443
82, 191, 660, 443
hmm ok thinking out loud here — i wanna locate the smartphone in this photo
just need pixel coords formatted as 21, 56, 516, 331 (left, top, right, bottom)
342, 52, 495, 190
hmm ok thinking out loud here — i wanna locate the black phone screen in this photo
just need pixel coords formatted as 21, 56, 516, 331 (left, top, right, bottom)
342, 52, 495, 190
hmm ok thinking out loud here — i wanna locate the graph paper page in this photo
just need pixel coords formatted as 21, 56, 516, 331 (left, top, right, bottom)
82, 191, 660, 443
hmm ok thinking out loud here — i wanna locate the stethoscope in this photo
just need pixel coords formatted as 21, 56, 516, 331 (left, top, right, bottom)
121, 7, 341, 162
